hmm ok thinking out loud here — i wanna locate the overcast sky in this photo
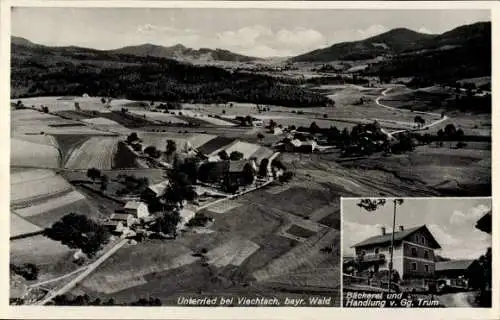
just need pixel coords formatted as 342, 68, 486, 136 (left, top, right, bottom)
11, 8, 490, 57
342, 198, 491, 260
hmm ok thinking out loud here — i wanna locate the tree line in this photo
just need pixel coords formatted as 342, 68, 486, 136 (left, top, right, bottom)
12, 48, 333, 108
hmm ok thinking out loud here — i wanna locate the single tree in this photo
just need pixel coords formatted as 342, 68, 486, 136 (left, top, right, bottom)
100, 175, 109, 192
166, 139, 177, 155
218, 150, 230, 160
87, 168, 102, 181
309, 121, 320, 134
126, 132, 139, 144
144, 146, 160, 158
230, 151, 244, 161
259, 158, 269, 177
257, 133, 265, 142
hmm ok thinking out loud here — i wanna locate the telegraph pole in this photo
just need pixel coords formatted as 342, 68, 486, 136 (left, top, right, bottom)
388, 199, 397, 293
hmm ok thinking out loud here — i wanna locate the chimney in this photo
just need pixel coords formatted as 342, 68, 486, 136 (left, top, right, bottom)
381, 227, 386, 235
399, 226, 404, 232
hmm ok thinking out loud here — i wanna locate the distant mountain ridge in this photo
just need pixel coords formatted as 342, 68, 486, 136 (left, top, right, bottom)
11, 36, 261, 62
291, 21, 490, 62
110, 43, 261, 62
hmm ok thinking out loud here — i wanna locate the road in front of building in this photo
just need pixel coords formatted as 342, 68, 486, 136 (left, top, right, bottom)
437, 291, 477, 307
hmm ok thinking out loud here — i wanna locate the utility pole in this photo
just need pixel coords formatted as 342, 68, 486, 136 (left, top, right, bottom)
388, 199, 397, 293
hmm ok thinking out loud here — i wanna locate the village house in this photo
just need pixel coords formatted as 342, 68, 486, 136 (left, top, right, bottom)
141, 180, 170, 201
351, 225, 441, 280
284, 139, 317, 153
198, 159, 257, 186
177, 208, 197, 231
121, 200, 150, 219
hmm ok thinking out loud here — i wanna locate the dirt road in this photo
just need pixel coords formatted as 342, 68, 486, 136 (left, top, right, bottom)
375, 86, 449, 136
438, 292, 476, 307
36, 239, 128, 305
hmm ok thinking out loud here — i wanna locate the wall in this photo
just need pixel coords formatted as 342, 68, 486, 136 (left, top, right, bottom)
403, 241, 435, 261
402, 257, 435, 279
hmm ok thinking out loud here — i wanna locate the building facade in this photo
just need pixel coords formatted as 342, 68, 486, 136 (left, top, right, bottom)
352, 225, 441, 280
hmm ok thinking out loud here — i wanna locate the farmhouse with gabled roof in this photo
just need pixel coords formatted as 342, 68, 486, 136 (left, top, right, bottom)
351, 224, 441, 280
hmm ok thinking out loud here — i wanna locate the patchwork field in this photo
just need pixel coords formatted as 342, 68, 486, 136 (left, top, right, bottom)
10, 212, 43, 239
10, 234, 76, 281
65, 137, 119, 170
11, 169, 73, 207
11, 138, 60, 169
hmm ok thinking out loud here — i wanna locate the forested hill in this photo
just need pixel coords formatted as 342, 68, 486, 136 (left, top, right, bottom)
11, 39, 332, 108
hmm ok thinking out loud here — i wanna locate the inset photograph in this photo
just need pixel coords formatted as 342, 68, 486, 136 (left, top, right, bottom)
342, 197, 491, 308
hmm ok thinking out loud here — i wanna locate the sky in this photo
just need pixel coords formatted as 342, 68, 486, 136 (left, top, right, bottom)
11, 7, 490, 57
342, 198, 492, 260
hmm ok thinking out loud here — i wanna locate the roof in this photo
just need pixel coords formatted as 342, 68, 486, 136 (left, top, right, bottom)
148, 180, 170, 196
179, 209, 196, 220
110, 213, 131, 221
475, 210, 492, 233
124, 201, 146, 210
351, 225, 441, 249
435, 260, 475, 272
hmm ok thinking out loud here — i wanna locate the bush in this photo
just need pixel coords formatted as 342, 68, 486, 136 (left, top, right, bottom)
230, 151, 244, 161
186, 213, 212, 227
87, 168, 102, 181
11, 263, 39, 281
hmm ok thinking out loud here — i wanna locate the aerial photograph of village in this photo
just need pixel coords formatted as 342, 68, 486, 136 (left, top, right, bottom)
342, 197, 492, 308
9, 6, 491, 306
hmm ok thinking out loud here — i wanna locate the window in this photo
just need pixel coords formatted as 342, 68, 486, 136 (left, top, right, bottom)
415, 235, 420, 243
411, 248, 417, 257
424, 265, 429, 272
411, 262, 417, 271
421, 237, 426, 245
424, 250, 429, 259
375, 248, 380, 254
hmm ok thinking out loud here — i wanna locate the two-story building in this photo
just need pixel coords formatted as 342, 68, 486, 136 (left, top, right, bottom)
351, 225, 441, 280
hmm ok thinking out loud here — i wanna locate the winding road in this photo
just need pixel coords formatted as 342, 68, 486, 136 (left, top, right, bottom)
374, 86, 450, 137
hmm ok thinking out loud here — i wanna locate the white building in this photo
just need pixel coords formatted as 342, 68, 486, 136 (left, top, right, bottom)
123, 201, 150, 219
178, 209, 196, 230
144, 180, 170, 198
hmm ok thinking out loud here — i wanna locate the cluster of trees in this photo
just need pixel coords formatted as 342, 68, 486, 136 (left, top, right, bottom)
115, 174, 150, 196
150, 210, 181, 237
363, 26, 490, 86
43, 213, 109, 257
49, 294, 162, 306
217, 150, 244, 161
436, 124, 465, 148
185, 212, 212, 227
86, 168, 109, 192
155, 101, 182, 110
144, 145, 162, 158
11, 263, 39, 281
12, 47, 333, 108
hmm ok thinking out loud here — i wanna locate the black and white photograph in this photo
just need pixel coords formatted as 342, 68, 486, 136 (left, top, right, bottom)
7, 3, 492, 309
342, 197, 492, 308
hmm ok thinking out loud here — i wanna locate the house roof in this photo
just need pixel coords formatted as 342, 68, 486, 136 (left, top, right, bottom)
351, 225, 441, 249
124, 201, 145, 210
435, 259, 475, 272
475, 210, 492, 234
110, 213, 131, 221
148, 180, 170, 196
